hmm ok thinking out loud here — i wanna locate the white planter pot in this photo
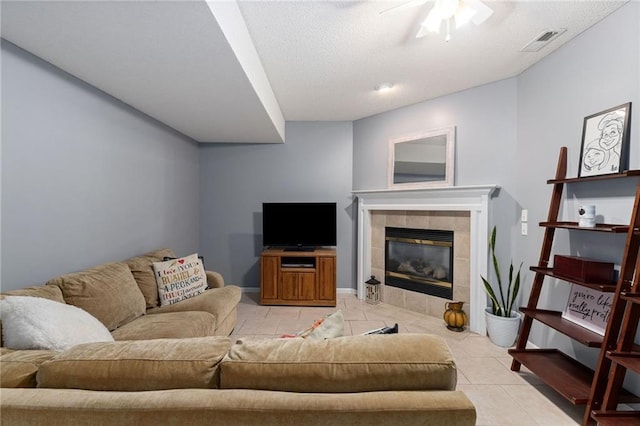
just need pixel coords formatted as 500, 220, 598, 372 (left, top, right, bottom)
485, 308, 522, 347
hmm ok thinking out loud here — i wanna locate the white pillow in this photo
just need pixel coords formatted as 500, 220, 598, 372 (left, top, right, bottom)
0, 296, 114, 351
152, 253, 207, 306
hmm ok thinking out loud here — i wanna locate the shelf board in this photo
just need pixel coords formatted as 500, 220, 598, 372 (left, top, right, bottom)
621, 292, 640, 305
607, 351, 640, 374
530, 267, 618, 292
591, 410, 640, 425
547, 170, 640, 184
539, 221, 631, 233
280, 267, 316, 272
520, 308, 603, 347
508, 349, 594, 404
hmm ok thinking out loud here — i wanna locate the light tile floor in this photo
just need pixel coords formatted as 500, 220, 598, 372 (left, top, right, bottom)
231, 293, 585, 426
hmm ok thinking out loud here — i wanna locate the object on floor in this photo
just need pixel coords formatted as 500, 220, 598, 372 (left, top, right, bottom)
365, 275, 381, 304
280, 310, 344, 339
443, 301, 467, 332
363, 323, 399, 335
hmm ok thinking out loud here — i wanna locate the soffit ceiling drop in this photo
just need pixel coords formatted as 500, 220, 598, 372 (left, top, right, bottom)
1, 0, 284, 143
0, 1, 628, 143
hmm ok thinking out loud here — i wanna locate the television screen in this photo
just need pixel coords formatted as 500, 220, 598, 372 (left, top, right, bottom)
262, 202, 337, 249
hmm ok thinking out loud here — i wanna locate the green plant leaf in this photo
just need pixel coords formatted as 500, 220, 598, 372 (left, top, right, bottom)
489, 226, 507, 311
481, 226, 522, 317
507, 262, 523, 314
481, 275, 502, 316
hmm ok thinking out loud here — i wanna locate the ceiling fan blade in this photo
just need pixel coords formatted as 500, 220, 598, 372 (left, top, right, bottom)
379, 0, 427, 15
465, 0, 493, 24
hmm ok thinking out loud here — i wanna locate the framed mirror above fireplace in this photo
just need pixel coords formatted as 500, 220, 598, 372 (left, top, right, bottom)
388, 126, 455, 189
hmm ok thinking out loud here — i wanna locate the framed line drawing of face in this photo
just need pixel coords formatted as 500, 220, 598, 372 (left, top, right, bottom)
578, 102, 632, 177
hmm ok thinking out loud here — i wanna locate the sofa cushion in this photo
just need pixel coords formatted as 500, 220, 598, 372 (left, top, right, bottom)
153, 253, 207, 306
147, 285, 241, 331
220, 334, 457, 393
111, 311, 216, 341
125, 248, 176, 309
0, 349, 58, 388
37, 337, 231, 391
0, 296, 114, 351
1, 284, 65, 303
47, 262, 146, 331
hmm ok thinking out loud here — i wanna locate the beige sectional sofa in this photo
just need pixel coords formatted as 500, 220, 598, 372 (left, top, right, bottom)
1, 334, 476, 425
1, 248, 242, 341
0, 248, 475, 424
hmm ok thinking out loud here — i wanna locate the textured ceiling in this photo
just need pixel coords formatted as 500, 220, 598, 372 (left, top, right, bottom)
1, 0, 628, 143
237, 0, 627, 121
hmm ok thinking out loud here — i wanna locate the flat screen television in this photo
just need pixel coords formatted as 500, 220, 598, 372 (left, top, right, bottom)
262, 202, 337, 251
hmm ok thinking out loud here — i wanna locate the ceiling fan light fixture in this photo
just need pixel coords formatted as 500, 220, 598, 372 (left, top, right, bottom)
467, 0, 494, 25
424, 8, 443, 33
454, 2, 477, 29
416, 0, 492, 40
436, 0, 459, 20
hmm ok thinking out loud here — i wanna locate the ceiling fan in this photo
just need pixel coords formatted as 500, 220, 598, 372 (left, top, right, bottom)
381, 0, 494, 42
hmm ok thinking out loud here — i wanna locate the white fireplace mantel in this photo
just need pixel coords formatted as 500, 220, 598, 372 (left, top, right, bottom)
353, 184, 499, 335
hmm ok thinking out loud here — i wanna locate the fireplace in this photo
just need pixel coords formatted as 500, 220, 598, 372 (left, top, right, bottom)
354, 185, 498, 334
385, 227, 454, 299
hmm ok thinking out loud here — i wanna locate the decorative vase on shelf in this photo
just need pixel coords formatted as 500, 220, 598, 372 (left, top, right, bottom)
443, 301, 467, 332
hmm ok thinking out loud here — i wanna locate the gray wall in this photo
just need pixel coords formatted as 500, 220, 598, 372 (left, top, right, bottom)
199, 121, 354, 290
515, 2, 639, 366
1, 41, 201, 290
353, 78, 518, 193
352, 0, 639, 386
353, 78, 520, 291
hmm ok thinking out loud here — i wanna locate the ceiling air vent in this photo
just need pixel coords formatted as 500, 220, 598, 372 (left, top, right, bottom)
521, 29, 567, 52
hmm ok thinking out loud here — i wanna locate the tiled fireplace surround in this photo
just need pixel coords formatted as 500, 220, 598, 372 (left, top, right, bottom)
354, 185, 498, 335
370, 210, 471, 320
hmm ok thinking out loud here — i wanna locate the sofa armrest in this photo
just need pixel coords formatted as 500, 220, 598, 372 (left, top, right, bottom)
0, 389, 476, 426
205, 271, 224, 288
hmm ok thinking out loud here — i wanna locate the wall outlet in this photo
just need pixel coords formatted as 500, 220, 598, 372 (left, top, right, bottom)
521, 222, 528, 235
521, 209, 528, 222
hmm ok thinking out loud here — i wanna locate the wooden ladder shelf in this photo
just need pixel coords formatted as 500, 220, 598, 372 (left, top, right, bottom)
508, 147, 640, 425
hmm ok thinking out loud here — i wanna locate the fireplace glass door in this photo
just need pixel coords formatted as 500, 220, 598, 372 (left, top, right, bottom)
385, 227, 454, 299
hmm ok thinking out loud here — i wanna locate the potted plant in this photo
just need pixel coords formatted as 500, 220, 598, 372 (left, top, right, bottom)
481, 226, 523, 347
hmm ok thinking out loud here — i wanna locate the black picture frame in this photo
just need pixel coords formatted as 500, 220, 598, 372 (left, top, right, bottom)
578, 102, 632, 177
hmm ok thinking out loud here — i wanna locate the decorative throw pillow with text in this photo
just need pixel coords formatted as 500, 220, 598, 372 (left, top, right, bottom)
152, 253, 207, 306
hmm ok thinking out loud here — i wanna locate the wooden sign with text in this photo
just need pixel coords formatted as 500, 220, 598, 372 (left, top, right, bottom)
562, 284, 612, 335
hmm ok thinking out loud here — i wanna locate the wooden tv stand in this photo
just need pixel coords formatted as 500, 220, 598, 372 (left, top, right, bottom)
260, 248, 336, 306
